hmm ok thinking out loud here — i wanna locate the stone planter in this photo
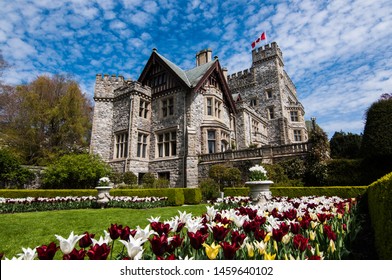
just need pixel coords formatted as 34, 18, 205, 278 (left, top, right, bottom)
95, 186, 112, 208
245, 180, 274, 206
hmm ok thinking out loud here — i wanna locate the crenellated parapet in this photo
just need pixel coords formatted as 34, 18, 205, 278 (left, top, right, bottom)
251, 42, 283, 65
94, 74, 129, 100
227, 68, 255, 91
113, 81, 152, 100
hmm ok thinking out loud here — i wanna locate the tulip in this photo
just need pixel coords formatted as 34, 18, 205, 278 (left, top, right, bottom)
245, 242, 254, 258
253, 240, 267, 255
220, 241, 238, 260
87, 243, 111, 260
168, 234, 183, 253
202, 242, 221, 260
36, 242, 59, 260
134, 225, 155, 242
231, 231, 246, 247
79, 232, 95, 248
188, 231, 209, 250
323, 224, 337, 241
157, 254, 176, 260
63, 248, 86, 260
328, 239, 336, 254
212, 225, 231, 242
281, 234, 291, 245
151, 221, 171, 236
149, 234, 169, 256
17, 247, 37, 260
309, 230, 316, 241
108, 224, 123, 240
254, 228, 267, 242
293, 234, 309, 252
55, 231, 85, 255
264, 252, 276, 260
272, 228, 285, 242
119, 236, 145, 260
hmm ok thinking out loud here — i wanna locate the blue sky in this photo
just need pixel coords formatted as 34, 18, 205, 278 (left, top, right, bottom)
1, 0, 391, 138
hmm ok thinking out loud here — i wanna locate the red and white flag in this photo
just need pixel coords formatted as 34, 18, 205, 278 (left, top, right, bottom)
251, 32, 266, 48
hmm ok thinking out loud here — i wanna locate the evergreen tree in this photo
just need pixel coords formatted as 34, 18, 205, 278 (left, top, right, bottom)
330, 131, 362, 159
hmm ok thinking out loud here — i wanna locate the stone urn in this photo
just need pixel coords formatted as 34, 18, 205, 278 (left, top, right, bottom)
95, 186, 112, 209
245, 180, 274, 206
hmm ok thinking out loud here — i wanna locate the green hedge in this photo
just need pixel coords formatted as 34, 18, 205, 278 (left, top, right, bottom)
223, 186, 368, 198
367, 172, 392, 260
182, 188, 202, 204
0, 189, 96, 198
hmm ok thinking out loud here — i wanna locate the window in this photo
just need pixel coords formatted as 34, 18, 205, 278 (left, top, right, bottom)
252, 120, 259, 134
294, 130, 302, 142
266, 89, 273, 99
221, 140, 228, 152
208, 130, 216, 154
139, 100, 150, 118
157, 131, 176, 157
207, 98, 213, 116
290, 111, 299, 122
268, 107, 274, 119
162, 97, 174, 117
158, 172, 170, 181
205, 97, 222, 118
115, 132, 128, 158
137, 133, 148, 158
250, 98, 257, 107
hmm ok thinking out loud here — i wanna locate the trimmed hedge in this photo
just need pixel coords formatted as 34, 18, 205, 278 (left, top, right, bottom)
182, 188, 202, 204
223, 186, 368, 198
367, 172, 392, 260
0, 189, 96, 198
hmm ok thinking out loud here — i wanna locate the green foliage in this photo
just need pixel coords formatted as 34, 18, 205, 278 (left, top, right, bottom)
109, 172, 124, 185
222, 167, 242, 187
271, 186, 368, 198
279, 158, 306, 180
41, 153, 111, 189
123, 172, 137, 185
325, 159, 362, 186
330, 131, 362, 159
141, 173, 156, 188
367, 172, 392, 259
0, 149, 34, 188
182, 188, 202, 204
223, 187, 249, 197
199, 178, 220, 200
0, 189, 96, 198
361, 98, 392, 158
1, 75, 92, 165
154, 178, 170, 188
209, 164, 226, 187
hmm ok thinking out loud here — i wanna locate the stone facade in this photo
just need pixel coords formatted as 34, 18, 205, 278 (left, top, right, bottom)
90, 42, 308, 187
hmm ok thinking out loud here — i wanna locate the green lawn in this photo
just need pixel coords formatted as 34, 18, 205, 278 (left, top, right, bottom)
0, 204, 208, 259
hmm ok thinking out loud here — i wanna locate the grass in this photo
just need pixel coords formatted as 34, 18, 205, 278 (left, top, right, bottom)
0, 204, 208, 259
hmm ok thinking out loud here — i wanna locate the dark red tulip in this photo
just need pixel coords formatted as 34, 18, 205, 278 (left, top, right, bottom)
283, 209, 297, 220
149, 234, 169, 256
317, 213, 330, 223
150, 221, 171, 236
87, 243, 111, 260
157, 254, 176, 260
79, 232, 95, 248
308, 255, 322, 260
188, 231, 209, 250
299, 215, 311, 230
272, 228, 285, 242
168, 234, 183, 253
63, 248, 86, 260
279, 222, 290, 235
254, 228, 267, 242
36, 242, 59, 260
176, 222, 185, 233
293, 234, 309, 252
120, 226, 132, 241
212, 225, 231, 242
243, 220, 261, 233
108, 224, 123, 240
323, 224, 337, 241
342, 224, 347, 231
290, 222, 301, 234
231, 231, 246, 247
220, 241, 238, 260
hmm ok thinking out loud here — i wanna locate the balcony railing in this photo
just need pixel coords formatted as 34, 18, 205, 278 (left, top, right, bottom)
199, 142, 309, 163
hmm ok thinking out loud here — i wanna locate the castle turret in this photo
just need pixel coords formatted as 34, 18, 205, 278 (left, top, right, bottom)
196, 49, 212, 66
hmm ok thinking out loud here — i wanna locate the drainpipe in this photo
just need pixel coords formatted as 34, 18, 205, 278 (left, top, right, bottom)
125, 96, 133, 173
183, 90, 188, 188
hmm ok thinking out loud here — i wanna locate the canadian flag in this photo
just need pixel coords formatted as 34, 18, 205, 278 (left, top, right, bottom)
251, 32, 266, 48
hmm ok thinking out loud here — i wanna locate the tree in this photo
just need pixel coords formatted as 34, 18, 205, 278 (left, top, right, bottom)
329, 131, 362, 159
41, 153, 111, 189
0, 148, 34, 188
1, 75, 92, 165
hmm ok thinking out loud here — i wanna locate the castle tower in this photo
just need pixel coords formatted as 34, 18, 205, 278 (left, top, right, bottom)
228, 42, 308, 146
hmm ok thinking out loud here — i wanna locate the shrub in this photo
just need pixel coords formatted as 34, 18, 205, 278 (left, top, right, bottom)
141, 173, 155, 188
325, 159, 362, 186
209, 164, 226, 189
0, 149, 34, 188
223, 187, 249, 197
182, 188, 202, 204
222, 167, 242, 187
123, 172, 137, 185
41, 153, 111, 189
279, 158, 306, 180
154, 178, 170, 188
271, 186, 368, 198
199, 178, 220, 200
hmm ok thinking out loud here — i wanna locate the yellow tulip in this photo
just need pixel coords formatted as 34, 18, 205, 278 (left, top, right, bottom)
264, 232, 272, 243
253, 240, 266, 255
328, 239, 336, 254
309, 230, 316, 241
264, 252, 276, 260
282, 234, 291, 244
245, 242, 254, 258
202, 242, 221, 260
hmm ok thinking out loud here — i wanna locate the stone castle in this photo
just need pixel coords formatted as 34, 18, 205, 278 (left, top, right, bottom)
90, 42, 308, 187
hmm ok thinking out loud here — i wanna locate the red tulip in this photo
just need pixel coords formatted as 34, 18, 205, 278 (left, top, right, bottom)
308, 255, 322, 260
151, 222, 171, 236
293, 234, 309, 252
157, 254, 176, 260
212, 225, 231, 242
188, 231, 209, 250
120, 226, 132, 241
231, 231, 246, 247
290, 222, 301, 234
168, 234, 183, 253
283, 209, 297, 220
220, 241, 238, 260
323, 224, 337, 241
63, 248, 86, 260
272, 228, 285, 242
87, 243, 111, 260
279, 222, 290, 235
79, 232, 95, 248
36, 242, 59, 260
108, 224, 123, 240
149, 234, 169, 256
254, 228, 267, 242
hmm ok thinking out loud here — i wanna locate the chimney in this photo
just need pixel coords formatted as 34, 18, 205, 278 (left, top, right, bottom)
222, 67, 228, 82
196, 48, 212, 66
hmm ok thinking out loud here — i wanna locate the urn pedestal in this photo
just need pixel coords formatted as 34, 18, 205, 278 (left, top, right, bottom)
245, 180, 273, 206
95, 186, 112, 208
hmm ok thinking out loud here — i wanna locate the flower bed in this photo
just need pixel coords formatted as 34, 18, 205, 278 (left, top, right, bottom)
5, 195, 359, 260
0, 196, 169, 213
